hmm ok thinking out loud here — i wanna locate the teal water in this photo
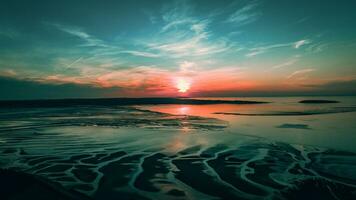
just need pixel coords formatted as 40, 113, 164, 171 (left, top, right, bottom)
141, 96, 356, 152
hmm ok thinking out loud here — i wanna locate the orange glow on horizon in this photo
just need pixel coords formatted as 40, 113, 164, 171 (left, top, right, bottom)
37, 66, 327, 97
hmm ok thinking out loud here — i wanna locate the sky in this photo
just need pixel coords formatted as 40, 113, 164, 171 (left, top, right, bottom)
1, 0, 356, 99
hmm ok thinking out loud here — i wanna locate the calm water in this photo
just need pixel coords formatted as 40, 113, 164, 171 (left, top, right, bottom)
1, 97, 356, 200
140, 96, 356, 152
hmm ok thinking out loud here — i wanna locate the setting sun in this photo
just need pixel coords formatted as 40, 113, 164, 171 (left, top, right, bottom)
177, 78, 190, 93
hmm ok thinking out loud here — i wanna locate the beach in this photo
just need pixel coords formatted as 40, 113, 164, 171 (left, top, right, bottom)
1, 97, 356, 200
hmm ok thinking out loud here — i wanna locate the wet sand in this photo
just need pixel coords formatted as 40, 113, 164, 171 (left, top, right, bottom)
2, 142, 356, 200
1, 97, 356, 199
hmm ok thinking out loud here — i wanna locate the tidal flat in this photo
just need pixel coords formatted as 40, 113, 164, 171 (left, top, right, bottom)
1, 97, 356, 200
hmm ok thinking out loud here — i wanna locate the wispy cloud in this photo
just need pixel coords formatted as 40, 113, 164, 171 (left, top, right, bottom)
51, 23, 107, 47
287, 68, 315, 79
226, 2, 261, 26
50, 2, 235, 61
65, 57, 83, 69
272, 57, 299, 69
95, 66, 170, 89
0, 29, 20, 39
160, 1, 195, 33
294, 39, 311, 49
149, 37, 229, 57
40, 66, 172, 94
246, 39, 311, 57
305, 42, 328, 53
120, 50, 161, 58
149, 18, 230, 57
135, 1, 236, 58
246, 43, 291, 57
296, 17, 310, 24
245, 50, 264, 57
179, 61, 195, 72
50, 23, 162, 59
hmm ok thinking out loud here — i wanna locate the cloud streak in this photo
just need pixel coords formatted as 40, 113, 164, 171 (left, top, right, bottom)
287, 68, 315, 79
120, 50, 161, 58
271, 57, 299, 69
51, 23, 108, 47
294, 39, 311, 49
148, 14, 231, 57
226, 2, 261, 26
246, 39, 312, 57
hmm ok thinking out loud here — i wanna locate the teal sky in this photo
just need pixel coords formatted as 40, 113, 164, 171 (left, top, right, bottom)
1, 0, 356, 99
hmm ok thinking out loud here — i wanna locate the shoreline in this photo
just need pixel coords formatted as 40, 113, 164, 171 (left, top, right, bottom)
0, 97, 268, 108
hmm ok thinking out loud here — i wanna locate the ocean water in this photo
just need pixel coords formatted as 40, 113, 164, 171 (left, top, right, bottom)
0, 97, 356, 200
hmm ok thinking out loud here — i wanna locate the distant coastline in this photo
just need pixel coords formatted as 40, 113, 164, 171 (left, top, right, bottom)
0, 98, 268, 108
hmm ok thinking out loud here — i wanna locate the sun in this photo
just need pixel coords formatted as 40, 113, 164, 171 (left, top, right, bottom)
177, 78, 190, 93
